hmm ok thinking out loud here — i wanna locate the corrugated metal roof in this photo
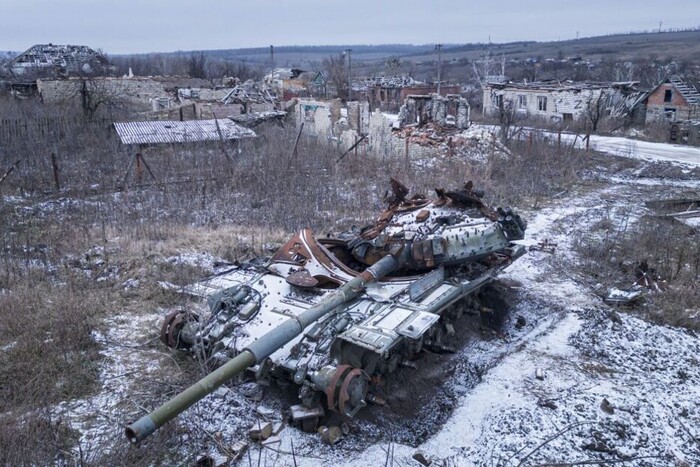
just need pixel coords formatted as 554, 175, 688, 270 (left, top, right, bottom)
113, 119, 256, 145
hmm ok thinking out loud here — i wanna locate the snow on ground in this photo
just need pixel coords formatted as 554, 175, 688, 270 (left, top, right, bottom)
473, 123, 700, 167
559, 133, 700, 168
53, 311, 164, 455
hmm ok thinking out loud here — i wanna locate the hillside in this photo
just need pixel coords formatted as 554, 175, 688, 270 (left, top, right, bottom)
115, 29, 700, 68
408, 29, 700, 64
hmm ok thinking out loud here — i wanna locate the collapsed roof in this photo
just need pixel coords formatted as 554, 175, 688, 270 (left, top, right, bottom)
221, 81, 276, 105
485, 79, 640, 92
667, 75, 700, 106
10, 44, 107, 76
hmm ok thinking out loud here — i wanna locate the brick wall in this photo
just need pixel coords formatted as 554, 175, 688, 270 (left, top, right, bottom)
37, 77, 169, 111
645, 84, 698, 124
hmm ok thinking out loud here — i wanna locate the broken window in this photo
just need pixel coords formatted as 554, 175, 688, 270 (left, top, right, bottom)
664, 89, 673, 103
664, 107, 676, 121
563, 113, 573, 121
494, 94, 503, 108
538, 96, 547, 112
517, 95, 527, 109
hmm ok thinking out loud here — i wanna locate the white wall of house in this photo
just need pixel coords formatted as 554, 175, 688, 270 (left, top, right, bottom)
483, 86, 607, 122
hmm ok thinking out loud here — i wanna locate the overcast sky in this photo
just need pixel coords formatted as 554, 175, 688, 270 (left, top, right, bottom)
1, 0, 699, 54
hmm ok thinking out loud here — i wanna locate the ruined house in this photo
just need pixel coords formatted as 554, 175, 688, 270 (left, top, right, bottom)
641, 76, 700, 146
221, 81, 277, 115
644, 75, 700, 124
398, 94, 470, 129
9, 44, 108, 77
263, 68, 309, 100
483, 80, 643, 124
295, 93, 471, 161
358, 76, 461, 113
306, 71, 334, 99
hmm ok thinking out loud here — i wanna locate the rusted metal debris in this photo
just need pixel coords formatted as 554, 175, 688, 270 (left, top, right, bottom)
634, 260, 669, 292
529, 239, 558, 253
605, 261, 668, 305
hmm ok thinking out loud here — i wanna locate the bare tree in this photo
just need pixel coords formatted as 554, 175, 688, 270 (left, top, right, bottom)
323, 53, 348, 100
472, 50, 506, 88
497, 97, 525, 144
187, 52, 208, 79
584, 91, 608, 133
385, 57, 403, 75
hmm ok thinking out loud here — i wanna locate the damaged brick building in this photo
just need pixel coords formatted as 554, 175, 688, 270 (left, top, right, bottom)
644, 75, 700, 145
355, 76, 461, 113
644, 75, 700, 123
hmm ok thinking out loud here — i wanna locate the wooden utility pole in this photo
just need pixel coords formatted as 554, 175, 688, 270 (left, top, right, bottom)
344, 49, 353, 101
404, 136, 410, 172
212, 113, 234, 165
435, 44, 443, 95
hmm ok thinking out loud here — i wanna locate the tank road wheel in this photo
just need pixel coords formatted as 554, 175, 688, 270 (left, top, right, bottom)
160, 309, 198, 349
324, 365, 370, 417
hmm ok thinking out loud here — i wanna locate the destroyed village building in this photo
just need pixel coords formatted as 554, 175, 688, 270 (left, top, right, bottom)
643, 75, 700, 145
644, 75, 700, 123
483, 80, 643, 124
2, 43, 110, 98
9, 44, 108, 77
355, 76, 461, 113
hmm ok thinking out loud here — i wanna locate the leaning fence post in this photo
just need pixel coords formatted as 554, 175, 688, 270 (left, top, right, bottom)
0, 159, 21, 188
50, 152, 61, 192
136, 153, 143, 183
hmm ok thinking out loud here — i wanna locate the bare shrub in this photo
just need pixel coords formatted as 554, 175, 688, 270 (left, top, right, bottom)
573, 214, 700, 330
483, 131, 591, 205
644, 120, 671, 143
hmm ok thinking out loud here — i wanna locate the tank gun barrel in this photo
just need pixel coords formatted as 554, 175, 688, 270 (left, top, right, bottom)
125, 249, 407, 444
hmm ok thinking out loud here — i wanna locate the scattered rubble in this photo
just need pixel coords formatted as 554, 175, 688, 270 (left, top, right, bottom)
528, 239, 558, 253
412, 451, 432, 466
248, 421, 272, 441
318, 426, 343, 446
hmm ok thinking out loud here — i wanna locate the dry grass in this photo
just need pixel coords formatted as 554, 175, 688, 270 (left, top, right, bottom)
0, 279, 104, 412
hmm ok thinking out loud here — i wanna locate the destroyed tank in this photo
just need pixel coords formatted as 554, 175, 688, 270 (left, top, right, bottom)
125, 179, 527, 444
